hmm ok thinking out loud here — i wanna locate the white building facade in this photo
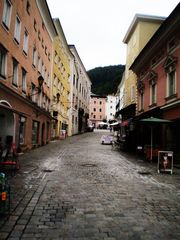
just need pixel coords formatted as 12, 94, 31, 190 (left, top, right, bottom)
105, 95, 117, 122
69, 45, 91, 135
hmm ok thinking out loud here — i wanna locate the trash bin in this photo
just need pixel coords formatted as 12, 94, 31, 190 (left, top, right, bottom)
0, 172, 10, 215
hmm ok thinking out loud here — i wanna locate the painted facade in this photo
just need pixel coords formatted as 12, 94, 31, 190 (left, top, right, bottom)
105, 95, 116, 122
122, 14, 165, 119
89, 95, 107, 128
69, 45, 91, 135
0, 0, 57, 150
130, 3, 180, 162
51, 19, 72, 139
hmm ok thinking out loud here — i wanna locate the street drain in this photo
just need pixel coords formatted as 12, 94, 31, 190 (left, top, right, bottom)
80, 163, 97, 168
138, 171, 151, 175
42, 169, 54, 173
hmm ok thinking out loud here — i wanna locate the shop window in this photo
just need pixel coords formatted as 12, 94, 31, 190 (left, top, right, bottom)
2, 0, 12, 30
19, 116, 26, 145
0, 44, 7, 78
32, 121, 39, 145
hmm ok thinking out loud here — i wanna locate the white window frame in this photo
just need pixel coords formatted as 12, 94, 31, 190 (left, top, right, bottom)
14, 15, 21, 44
2, 0, 12, 30
23, 29, 29, 54
167, 69, 176, 97
0, 44, 7, 78
150, 82, 157, 105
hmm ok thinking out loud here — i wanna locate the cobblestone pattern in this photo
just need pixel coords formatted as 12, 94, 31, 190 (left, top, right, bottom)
0, 131, 180, 239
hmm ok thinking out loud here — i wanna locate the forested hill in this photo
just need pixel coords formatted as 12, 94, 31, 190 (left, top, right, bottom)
87, 65, 125, 95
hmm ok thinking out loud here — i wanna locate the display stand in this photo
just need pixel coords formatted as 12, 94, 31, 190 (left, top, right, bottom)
158, 151, 173, 174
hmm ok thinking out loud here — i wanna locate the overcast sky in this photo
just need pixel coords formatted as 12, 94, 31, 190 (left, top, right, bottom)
46, 0, 179, 70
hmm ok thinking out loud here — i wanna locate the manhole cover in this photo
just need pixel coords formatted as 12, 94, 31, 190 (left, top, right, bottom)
138, 171, 151, 175
42, 169, 54, 173
80, 164, 97, 168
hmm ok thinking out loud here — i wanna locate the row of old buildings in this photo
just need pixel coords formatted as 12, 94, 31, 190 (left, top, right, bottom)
0, 0, 91, 152
115, 3, 180, 162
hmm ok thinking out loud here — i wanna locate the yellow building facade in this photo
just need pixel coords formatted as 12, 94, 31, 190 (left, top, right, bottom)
51, 19, 72, 139
123, 14, 165, 109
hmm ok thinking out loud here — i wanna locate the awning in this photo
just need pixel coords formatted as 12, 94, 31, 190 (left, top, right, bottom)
0, 103, 28, 116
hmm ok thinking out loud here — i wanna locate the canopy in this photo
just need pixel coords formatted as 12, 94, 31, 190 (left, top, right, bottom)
98, 122, 108, 125
110, 122, 119, 126
140, 117, 172, 161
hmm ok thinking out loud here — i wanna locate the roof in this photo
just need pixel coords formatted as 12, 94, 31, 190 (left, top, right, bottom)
130, 3, 180, 72
123, 14, 165, 43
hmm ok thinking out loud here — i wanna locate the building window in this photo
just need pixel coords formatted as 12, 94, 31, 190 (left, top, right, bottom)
2, 0, 12, 30
23, 29, 29, 54
34, 19, 37, 31
26, 1, 30, 15
94, 101, 96, 104
150, 82, 156, 105
0, 44, 7, 78
93, 108, 96, 112
53, 74, 57, 86
99, 101, 102, 104
99, 108, 102, 112
38, 56, 41, 73
100, 115, 102, 119
14, 15, 21, 44
22, 68, 27, 92
164, 55, 177, 99
12, 58, 18, 86
93, 115, 96, 119
167, 70, 176, 97
32, 46, 37, 67
149, 71, 157, 106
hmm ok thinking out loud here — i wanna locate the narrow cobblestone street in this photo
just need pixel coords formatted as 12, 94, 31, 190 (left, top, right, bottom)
0, 130, 180, 240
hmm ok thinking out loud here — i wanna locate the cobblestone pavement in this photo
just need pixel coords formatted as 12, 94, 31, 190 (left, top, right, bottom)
0, 130, 180, 240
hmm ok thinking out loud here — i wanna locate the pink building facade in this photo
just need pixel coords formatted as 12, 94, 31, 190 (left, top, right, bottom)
89, 94, 107, 128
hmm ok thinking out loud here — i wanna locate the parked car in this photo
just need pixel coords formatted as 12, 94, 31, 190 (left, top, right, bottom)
100, 135, 113, 145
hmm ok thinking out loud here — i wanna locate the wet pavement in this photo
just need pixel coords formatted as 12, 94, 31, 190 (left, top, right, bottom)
0, 130, 180, 240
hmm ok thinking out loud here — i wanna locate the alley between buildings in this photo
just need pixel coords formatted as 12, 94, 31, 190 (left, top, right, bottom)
0, 130, 180, 240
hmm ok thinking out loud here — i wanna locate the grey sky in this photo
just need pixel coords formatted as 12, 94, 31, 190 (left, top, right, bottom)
46, 0, 179, 70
